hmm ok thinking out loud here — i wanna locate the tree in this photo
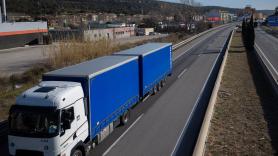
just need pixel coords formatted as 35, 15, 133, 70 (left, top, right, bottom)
242, 14, 255, 50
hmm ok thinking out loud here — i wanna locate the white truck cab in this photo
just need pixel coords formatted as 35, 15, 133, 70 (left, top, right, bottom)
8, 81, 89, 156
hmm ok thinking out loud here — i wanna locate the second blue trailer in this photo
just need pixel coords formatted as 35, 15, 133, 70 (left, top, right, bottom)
114, 43, 173, 97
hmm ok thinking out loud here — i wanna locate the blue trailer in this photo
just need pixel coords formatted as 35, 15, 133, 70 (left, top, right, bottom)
114, 43, 173, 97
42, 55, 140, 140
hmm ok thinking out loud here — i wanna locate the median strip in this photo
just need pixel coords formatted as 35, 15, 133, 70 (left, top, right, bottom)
204, 28, 278, 155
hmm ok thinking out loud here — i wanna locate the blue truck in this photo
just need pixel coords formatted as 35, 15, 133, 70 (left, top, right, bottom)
8, 43, 172, 156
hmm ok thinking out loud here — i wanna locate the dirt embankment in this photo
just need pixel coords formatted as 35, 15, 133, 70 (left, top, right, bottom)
205, 30, 278, 155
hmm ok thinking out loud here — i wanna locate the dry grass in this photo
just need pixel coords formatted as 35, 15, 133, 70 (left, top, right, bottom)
45, 39, 112, 68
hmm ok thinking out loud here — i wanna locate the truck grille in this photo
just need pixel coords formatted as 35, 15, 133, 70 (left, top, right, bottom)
16, 150, 43, 156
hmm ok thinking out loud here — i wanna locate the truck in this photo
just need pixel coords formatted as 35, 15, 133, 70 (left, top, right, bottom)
8, 43, 172, 156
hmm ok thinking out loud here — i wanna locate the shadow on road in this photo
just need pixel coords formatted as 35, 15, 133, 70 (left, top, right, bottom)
247, 48, 278, 155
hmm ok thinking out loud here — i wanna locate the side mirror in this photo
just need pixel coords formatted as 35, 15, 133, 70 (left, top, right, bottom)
63, 119, 71, 130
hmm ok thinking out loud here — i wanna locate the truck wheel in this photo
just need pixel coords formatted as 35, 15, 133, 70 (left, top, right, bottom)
157, 83, 161, 91
152, 87, 157, 95
161, 79, 166, 87
72, 149, 83, 156
120, 110, 130, 125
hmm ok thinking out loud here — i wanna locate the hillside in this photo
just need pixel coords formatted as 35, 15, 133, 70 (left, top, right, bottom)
5, 0, 241, 16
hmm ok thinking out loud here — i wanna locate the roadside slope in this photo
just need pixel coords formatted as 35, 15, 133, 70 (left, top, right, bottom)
205, 30, 278, 155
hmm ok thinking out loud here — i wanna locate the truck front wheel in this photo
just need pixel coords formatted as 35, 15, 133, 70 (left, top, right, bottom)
71, 149, 83, 156
120, 110, 130, 125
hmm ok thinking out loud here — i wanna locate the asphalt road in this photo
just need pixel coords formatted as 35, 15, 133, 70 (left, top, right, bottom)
89, 24, 235, 156
255, 27, 278, 81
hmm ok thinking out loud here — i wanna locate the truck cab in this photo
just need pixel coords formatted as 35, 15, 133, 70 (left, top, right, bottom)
8, 81, 89, 156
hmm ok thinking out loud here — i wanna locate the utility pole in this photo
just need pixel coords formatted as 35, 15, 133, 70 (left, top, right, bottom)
2, 0, 7, 22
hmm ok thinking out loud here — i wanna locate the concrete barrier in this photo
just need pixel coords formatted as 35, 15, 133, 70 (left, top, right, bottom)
192, 29, 235, 156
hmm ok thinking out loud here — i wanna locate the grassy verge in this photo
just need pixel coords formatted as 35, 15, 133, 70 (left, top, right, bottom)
205, 30, 278, 155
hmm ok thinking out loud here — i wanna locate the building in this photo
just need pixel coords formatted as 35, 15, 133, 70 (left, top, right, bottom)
192, 15, 205, 22
254, 12, 264, 20
135, 28, 154, 36
84, 27, 135, 41
267, 7, 278, 27
206, 10, 233, 23
206, 10, 221, 22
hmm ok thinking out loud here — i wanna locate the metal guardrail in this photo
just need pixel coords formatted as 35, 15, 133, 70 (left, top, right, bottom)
171, 30, 233, 156
172, 24, 228, 50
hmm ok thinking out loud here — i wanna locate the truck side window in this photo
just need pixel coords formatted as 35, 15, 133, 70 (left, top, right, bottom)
63, 107, 74, 122
60, 107, 74, 136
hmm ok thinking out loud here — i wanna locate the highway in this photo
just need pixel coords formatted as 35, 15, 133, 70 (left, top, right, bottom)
255, 27, 278, 81
89, 24, 235, 156
0, 24, 235, 156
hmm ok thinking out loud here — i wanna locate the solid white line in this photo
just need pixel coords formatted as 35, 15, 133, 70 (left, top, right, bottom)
178, 68, 188, 79
255, 43, 278, 76
102, 114, 144, 156
142, 94, 151, 102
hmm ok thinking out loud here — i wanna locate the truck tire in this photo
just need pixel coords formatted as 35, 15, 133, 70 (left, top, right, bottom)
161, 79, 166, 87
71, 149, 83, 156
157, 83, 161, 91
152, 86, 157, 95
120, 110, 130, 125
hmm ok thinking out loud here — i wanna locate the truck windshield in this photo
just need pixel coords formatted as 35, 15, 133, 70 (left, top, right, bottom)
9, 106, 60, 138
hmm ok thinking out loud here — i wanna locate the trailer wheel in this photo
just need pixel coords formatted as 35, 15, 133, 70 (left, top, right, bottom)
161, 79, 166, 87
72, 149, 83, 156
120, 110, 130, 125
156, 82, 161, 91
152, 86, 157, 95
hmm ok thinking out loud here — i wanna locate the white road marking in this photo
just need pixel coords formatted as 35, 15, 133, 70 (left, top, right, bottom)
174, 33, 214, 61
102, 114, 144, 156
142, 94, 151, 102
178, 68, 188, 79
255, 43, 278, 76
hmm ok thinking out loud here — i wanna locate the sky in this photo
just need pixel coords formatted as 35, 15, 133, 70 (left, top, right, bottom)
163, 0, 277, 10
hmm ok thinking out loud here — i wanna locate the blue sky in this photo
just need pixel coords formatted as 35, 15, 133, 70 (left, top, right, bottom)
163, 0, 277, 10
